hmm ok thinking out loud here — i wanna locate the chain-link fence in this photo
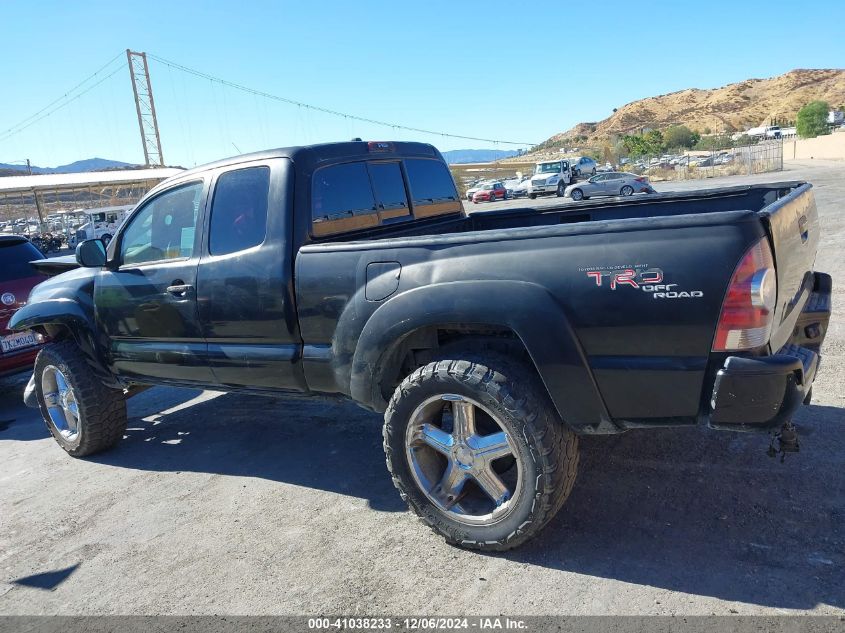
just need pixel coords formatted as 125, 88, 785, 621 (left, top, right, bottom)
622, 139, 783, 182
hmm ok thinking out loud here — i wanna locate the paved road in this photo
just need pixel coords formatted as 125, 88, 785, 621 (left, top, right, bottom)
1, 161, 844, 615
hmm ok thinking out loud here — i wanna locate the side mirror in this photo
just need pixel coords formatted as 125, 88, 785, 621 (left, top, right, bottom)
75, 239, 107, 268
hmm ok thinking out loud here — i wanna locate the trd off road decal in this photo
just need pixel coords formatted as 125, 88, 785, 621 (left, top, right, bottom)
579, 264, 703, 299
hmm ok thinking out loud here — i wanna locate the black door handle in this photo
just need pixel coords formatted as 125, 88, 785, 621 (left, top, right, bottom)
166, 282, 193, 297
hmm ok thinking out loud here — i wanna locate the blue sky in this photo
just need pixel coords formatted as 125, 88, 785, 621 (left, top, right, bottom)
1, 0, 842, 168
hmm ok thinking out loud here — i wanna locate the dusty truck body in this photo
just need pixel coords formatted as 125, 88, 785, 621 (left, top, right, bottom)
12, 141, 831, 550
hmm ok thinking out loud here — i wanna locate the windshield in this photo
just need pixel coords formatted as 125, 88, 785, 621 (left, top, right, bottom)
535, 162, 564, 175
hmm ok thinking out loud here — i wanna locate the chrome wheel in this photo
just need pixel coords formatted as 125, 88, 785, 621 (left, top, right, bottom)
41, 365, 80, 442
405, 394, 521, 526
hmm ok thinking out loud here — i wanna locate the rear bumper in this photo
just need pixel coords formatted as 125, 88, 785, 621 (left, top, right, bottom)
708, 272, 831, 430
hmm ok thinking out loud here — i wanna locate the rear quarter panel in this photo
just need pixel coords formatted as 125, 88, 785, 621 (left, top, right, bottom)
296, 210, 766, 429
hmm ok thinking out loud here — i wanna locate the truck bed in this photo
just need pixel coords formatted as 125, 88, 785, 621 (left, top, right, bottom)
297, 180, 820, 432
314, 182, 799, 245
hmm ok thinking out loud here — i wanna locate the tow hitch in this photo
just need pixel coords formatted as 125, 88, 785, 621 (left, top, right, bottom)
767, 420, 800, 462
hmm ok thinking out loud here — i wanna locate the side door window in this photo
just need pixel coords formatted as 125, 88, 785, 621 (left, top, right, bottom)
404, 158, 461, 218
591, 174, 608, 191
208, 166, 270, 255
120, 182, 204, 266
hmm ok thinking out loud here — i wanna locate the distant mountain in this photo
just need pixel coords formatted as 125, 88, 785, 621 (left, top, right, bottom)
0, 158, 136, 175
442, 149, 520, 164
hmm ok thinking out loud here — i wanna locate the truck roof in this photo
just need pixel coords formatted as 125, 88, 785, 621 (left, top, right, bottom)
171, 141, 442, 182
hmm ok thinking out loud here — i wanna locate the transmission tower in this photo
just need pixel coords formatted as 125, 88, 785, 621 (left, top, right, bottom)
126, 50, 164, 166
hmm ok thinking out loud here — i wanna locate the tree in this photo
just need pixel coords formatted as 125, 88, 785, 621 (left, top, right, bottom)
796, 101, 830, 138
622, 130, 664, 157
694, 134, 734, 151
663, 125, 700, 150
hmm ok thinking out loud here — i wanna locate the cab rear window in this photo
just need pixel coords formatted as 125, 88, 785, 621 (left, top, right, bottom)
312, 162, 378, 237
311, 158, 458, 237
0, 239, 44, 282
403, 159, 461, 218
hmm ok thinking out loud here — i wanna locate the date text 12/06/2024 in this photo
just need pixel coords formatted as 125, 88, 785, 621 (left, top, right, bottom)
307, 617, 528, 630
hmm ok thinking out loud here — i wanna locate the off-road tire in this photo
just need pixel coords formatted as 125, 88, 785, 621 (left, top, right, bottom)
383, 358, 579, 551
34, 340, 127, 457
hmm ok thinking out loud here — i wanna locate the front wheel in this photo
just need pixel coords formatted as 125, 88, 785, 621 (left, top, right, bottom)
528, 193, 537, 200
591, 168, 597, 176
101, 234, 112, 247
384, 358, 579, 551
620, 185, 634, 196
556, 182, 566, 197
570, 188, 584, 201
34, 340, 127, 457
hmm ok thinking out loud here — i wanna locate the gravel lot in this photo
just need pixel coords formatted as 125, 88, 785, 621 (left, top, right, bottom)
1, 160, 843, 616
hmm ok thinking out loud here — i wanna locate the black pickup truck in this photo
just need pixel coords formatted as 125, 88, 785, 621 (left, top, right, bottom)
11, 141, 831, 550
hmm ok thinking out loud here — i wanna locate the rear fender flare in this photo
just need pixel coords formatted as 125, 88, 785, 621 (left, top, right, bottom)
348, 280, 615, 433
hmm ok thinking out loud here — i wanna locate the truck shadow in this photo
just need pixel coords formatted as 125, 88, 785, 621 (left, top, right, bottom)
0, 374, 43, 441
92, 387, 406, 513
8, 383, 843, 609
501, 403, 845, 611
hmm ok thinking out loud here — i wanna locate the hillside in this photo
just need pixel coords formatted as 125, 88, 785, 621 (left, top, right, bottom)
527, 68, 845, 156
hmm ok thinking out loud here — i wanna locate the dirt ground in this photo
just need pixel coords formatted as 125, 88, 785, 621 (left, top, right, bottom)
1, 159, 843, 616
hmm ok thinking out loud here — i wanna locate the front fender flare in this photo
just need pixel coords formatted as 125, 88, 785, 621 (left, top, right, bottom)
349, 280, 615, 433
9, 299, 117, 388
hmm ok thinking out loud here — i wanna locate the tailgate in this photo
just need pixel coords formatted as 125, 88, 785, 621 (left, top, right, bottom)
759, 183, 820, 351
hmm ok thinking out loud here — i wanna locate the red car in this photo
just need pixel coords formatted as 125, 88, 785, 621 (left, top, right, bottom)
471, 182, 507, 203
0, 236, 47, 377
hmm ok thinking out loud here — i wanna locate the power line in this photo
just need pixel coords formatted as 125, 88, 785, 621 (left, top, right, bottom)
0, 64, 125, 145
0, 52, 125, 141
147, 53, 537, 147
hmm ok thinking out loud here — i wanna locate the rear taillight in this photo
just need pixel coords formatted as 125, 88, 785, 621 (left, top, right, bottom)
712, 238, 777, 352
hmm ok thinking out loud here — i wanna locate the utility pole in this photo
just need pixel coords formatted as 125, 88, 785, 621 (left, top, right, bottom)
31, 189, 45, 233
126, 50, 164, 167
26, 159, 32, 175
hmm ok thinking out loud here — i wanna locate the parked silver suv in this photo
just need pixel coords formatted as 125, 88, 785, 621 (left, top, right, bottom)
571, 156, 597, 178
